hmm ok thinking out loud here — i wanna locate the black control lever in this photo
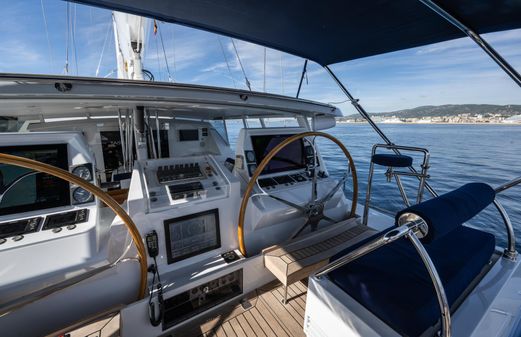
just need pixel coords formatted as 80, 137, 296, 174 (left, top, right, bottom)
146, 230, 164, 326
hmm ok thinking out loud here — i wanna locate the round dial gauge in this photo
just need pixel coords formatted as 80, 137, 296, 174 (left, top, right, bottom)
73, 187, 92, 203
248, 164, 257, 175
72, 165, 92, 181
245, 151, 256, 163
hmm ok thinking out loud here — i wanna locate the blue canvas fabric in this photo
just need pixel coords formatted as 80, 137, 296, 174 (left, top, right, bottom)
72, 1, 521, 65
329, 226, 495, 337
372, 153, 413, 168
396, 183, 496, 243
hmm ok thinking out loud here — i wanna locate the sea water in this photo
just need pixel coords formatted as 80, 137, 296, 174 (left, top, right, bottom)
229, 123, 521, 250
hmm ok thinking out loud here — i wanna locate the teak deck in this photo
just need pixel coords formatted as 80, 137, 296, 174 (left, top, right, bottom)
68, 281, 309, 337
194, 281, 308, 337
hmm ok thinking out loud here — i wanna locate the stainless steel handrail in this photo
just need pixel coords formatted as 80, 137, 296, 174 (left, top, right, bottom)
324, 66, 440, 199
363, 143, 431, 226
495, 176, 521, 194
314, 219, 451, 337
492, 176, 521, 261
493, 200, 518, 261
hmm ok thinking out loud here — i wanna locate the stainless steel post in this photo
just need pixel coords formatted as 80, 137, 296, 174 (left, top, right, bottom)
416, 152, 431, 203
395, 174, 411, 207
296, 59, 308, 98
419, 0, 521, 88
324, 66, 439, 198
362, 160, 375, 226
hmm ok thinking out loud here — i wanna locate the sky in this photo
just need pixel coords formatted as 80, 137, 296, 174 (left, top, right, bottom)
0, 0, 520, 115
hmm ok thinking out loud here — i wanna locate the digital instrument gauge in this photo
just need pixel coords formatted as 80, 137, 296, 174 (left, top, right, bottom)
72, 165, 92, 181
164, 209, 221, 264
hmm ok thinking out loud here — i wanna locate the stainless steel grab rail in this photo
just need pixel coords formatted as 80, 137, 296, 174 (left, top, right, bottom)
363, 143, 431, 226
493, 176, 521, 261
495, 176, 521, 194
314, 176, 521, 336
314, 218, 451, 337
324, 66, 440, 200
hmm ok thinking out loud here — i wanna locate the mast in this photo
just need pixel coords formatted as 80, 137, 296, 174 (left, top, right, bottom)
112, 12, 147, 80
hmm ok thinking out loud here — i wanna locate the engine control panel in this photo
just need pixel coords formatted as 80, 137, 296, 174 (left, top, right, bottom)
156, 163, 204, 183
140, 155, 230, 212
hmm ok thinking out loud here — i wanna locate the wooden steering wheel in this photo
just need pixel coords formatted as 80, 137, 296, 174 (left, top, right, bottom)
237, 131, 358, 257
0, 153, 148, 299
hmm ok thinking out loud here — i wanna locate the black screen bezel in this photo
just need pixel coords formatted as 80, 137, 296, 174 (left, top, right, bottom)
0, 144, 70, 216
179, 129, 199, 142
163, 209, 221, 264
250, 134, 306, 175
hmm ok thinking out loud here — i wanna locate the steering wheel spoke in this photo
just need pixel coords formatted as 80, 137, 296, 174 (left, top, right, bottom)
237, 131, 358, 257
290, 211, 337, 239
319, 170, 350, 205
265, 193, 306, 212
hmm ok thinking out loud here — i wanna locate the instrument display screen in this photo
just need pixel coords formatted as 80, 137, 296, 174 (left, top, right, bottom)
0, 144, 70, 216
179, 129, 199, 142
251, 134, 306, 175
164, 209, 220, 263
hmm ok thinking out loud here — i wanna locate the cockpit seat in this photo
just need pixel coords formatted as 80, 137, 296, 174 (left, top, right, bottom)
328, 183, 497, 337
371, 153, 413, 168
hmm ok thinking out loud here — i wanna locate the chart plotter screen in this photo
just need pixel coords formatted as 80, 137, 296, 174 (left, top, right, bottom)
164, 209, 221, 263
251, 134, 306, 175
0, 144, 70, 216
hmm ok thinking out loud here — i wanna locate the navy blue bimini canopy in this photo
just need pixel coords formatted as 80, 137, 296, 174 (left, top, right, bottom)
71, 0, 521, 66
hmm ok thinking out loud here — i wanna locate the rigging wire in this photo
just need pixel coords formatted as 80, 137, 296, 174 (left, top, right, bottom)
40, 0, 54, 72
153, 21, 163, 81
64, 2, 70, 74
171, 26, 177, 74
157, 21, 173, 82
280, 53, 285, 95
231, 38, 251, 91
71, 4, 79, 75
95, 17, 113, 77
218, 37, 236, 88
263, 47, 267, 92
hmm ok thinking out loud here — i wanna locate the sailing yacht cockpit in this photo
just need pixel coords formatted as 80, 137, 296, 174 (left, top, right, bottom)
1, 1, 521, 337
0, 78, 361, 336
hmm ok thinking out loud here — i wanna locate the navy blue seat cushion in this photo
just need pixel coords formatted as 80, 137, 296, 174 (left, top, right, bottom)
372, 153, 413, 167
329, 226, 495, 337
396, 183, 495, 243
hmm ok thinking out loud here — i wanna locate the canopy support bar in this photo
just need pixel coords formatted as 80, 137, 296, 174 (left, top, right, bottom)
324, 66, 439, 198
419, 0, 521, 88
296, 59, 308, 98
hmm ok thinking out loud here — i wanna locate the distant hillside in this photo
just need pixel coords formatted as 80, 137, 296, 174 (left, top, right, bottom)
342, 104, 521, 119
